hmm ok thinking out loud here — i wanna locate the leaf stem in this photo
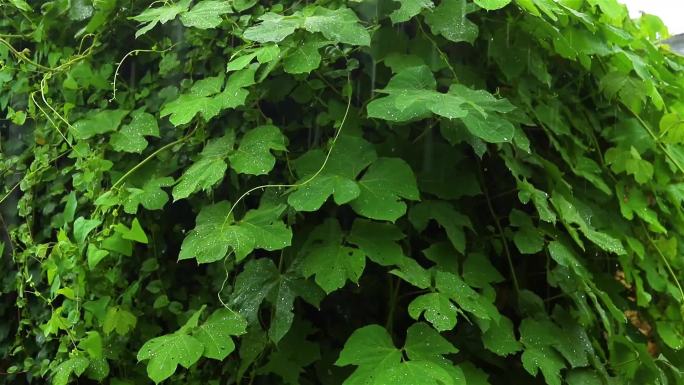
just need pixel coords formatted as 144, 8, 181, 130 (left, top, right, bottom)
385, 277, 401, 334
641, 221, 684, 302
477, 159, 520, 294
110, 124, 198, 191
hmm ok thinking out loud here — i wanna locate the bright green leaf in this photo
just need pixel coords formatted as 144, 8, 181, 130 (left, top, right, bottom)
350, 157, 419, 222
180, 0, 231, 29
229, 125, 286, 175
179, 201, 291, 263
172, 134, 234, 201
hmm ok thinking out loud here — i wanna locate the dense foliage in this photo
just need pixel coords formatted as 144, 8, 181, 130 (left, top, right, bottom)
2, 0, 684, 384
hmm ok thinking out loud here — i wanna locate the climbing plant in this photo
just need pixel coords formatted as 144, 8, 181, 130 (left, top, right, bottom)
2, 0, 684, 384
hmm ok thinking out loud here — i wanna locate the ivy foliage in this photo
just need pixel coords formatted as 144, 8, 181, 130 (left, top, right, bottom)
2, 0, 684, 384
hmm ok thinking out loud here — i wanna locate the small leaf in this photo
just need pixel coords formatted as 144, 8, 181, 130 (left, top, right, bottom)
243, 13, 301, 43
335, 324, 401, 367
73, 217, 101, 247
350, 158, 419, 222
179, 201, 291, 263
283, 37, 324, 74
409, 201, 472, 253
160, 69, 254, 126
474, 0, 511, 10
130, 0, 191, 37
408, 293, 458, 332
114, 218, 148, 244
193, 309, 247, 360
347, 219, 405, 266
71, 109, 129, 140
389, 0, 433, 24
299, 218, 365, 293
180, 0, 231, 29
424, 0, 478, 44
435, 271, 500, 322
521, 347, 565, 385
288, 135, 377, 212
509, 209, 545, 254
103, 307, 137, 335
172, 134, 234, 201
301, 7, 370, 46
229, 125, 286, 175
124, 177, 175, 214
52, 356, 90, 385
462, 253, 504, 288
403, 322, 458, 361
481, 316, 521, 356
110, 110, 159, 153
137, 333, 204, 383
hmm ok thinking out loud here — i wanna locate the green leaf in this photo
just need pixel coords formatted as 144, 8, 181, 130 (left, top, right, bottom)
243, 13, 301, 43
409, 201, 472, 253
408, 292, 458, 332
521, 347, 565, 385
230, 259, 279, 323
605, 146, 653, 184
244, 7, 369, 45
518, 318, 569, 385
87, 244, 109, 269
288, 135, 377, 212
109, 110, 159, 153
301, 7, 370, 46
283, 37, 324, 74
124, 177, 174, 214
389, 0, 433, 23
179, 201, 292, 263
615, 182, 666, 233
474, 0, 511, 10
517, 181, 556, 223
509, 209, 545, 254
656, 321, 684, 350
52, 356, 90, 385
130, 0, 191, 37
404, 322, 458, 361
335, 324, 401, 368
566, 370, 603, 385
337, 324, 457, 385
229, 125, 286, 175
259, 320, 321, 383
367, 67, 514, 144
114, 218, 148, 244
299, 219, 365, 293
659, 112, 684, 144
350, 157, 419, 222
462, 253, 504, 288
424, 0, 478, 44
179, 0, 231, 29
374, 361, 454, 385
103, 307, 137, 335
347, 219, 405, 266
101, 233, 133, 256
137, 333, 204, 383
63, 192, 77, 224
551, 192, 626, 254
367, 66, 467, 122
481, 316, 521, 356
160, 69, 254, 126
172, 134, 234, 201
71, 109, 129, 140
547, 240, 590, 278
73, 217, 101, 247
193, 309, 247, 360
435, 271, 500, 322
